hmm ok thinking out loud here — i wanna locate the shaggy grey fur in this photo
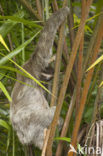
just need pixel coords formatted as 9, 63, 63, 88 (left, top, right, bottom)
10, 7, 69, 150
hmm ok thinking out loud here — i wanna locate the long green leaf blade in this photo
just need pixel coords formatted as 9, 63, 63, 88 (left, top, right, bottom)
0, 31, 40, 65
0, 11, 24, 37
0, 15, 42, 28
0, 81, 12, 102
86, 55, 103, 72
0, 119, 10, 130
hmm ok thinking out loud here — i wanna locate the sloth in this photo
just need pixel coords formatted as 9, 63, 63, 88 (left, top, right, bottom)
10, 7, 69, 150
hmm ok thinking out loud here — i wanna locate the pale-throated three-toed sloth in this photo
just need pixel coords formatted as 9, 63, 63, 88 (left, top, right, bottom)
10, 7, 69, 150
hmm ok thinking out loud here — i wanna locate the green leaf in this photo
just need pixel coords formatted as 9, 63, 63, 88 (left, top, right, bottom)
0, 66, 29, 78
0, 15, 42, 28
73, 12, 102, 30
0, 81, 12, 102
0, 119, 10, 130
10, 58, 54, 96
0, 11, 24, 37
0, 53, 55, 96
0, 72, 35, 88
0, 71, 7, 80
86, 55, 103, 72
0, 21, 16, 38
55, 137, 71, 143
0, 34, 10, 52
99, 81, 103, 87
85, 25, 93, 33
6, 129, 11, 152
0, 31, 40, 65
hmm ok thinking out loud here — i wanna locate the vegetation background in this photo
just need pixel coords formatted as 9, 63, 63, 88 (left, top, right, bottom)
0, 0, 103, 156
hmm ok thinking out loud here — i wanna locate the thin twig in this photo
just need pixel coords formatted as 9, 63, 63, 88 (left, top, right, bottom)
67, 1, 75, 49
52, 0, 58, 11
52, 0, 70, 64
50, 23, 66, 107
36, 0, 43, 20
52, 1, 70, 64
41, 129, 50, 156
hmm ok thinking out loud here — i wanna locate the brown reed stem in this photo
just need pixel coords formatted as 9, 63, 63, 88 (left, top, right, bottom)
68, 6, 103, 156
46, 0, 93, 155
18, 0, 42, 20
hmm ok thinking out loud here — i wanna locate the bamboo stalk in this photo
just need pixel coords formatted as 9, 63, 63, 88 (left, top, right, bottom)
56, 89, 77, 156
56, 2, 86, 155
36, 0, 43, 20
50, 23, 66, 107
75, 0, 86, 114
52, 0, 58, 11
68, 7, 103, 156
46, 0, 93, 156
